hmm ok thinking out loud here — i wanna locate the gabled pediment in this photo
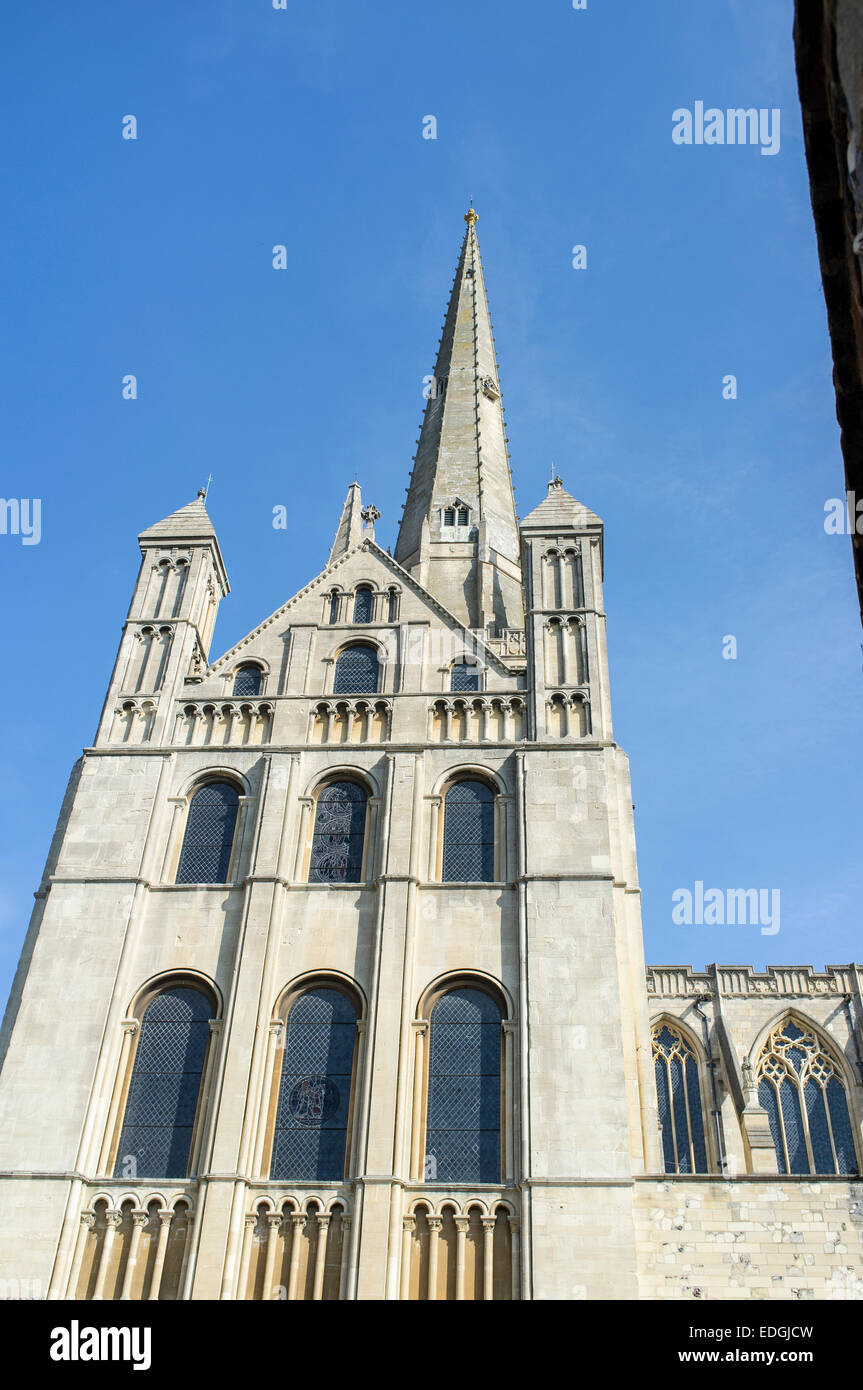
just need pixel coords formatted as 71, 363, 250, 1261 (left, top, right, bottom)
205, 537, 515, 678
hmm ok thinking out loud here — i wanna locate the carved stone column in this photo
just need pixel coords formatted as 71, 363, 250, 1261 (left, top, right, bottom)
454, 1216, 470, 1300
482, 1217, 496, 1301
119, 1212, 148, 1300
148, 1211, 173, 1301
286, 1213, 306, 1301
236, 1214, 257, 1301
400, 1215, 415, 1301
91, 1210, 122, 1301
426, 1216, 443, 1301
312, 1214, 331, 1300
260, 1213, 282, 1300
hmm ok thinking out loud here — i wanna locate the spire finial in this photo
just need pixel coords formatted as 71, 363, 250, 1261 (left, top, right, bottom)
465, 201, 478, 227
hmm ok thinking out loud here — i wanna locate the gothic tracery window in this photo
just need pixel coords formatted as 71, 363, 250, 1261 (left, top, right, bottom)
309, 781, 368, 883
442, 779, 495, 882
270, 987, 358, 1182
756, 1019, 857, 1175
176, 780, 240, 884
114, 985, 214, 1180
333, 644, 379, 694
653, 1023, 709, 1174
425, 987, 502, 1184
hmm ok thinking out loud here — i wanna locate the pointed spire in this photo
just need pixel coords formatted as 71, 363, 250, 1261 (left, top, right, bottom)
138, 494, 217, 543
395, 208, 523, 631
328, 480, 364, 564
519, 477, 603, 531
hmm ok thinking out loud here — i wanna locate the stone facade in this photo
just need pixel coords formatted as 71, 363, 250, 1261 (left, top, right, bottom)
0, 211, 860, 1301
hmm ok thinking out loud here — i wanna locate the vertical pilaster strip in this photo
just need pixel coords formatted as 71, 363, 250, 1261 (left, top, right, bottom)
515, 754, 532, 1299
236, 1214, 257, 1301
385, 751, 425, 1298
64, 1211, 94, 1301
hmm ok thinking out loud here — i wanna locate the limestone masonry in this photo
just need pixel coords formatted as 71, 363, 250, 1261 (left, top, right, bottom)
0, 211, 860, 1301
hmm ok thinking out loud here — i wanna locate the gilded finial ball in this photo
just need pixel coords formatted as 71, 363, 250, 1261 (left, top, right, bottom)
465, 207, 478, 227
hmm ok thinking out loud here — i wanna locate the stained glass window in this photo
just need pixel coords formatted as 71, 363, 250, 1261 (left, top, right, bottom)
442, 780, 494, 882
309, 781, 367, 883
333, 645, 379, 694
756, 1019, 857, 1175
176, 781, 239, 884
425, 987, 501, 1184
232, 665, 262, 697
450, 662, 479, 693
352, 588, 373, 624
270, 988, 357, 1181
115, 986, 213, 1180
652, 1024, 708, 1174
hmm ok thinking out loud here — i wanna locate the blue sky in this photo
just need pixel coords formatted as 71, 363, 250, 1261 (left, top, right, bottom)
1, 0, 860, 1013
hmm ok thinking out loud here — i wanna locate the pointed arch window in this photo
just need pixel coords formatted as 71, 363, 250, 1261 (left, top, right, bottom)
176, 781, 239, 884
352, 587, 373, 624
442, 779, 494, 882
309, 781, 368, 883
114, 985, 214, 1180
652, 1023, 709, 1174
333, 644, 379, 694
270, 987, 358, 1181
232, 665, 262, 697
756, 1019, 857, 1175
425, 987, 502, 1184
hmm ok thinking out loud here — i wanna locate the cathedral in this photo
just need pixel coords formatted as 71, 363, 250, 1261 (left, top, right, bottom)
1, 209, 861, 1302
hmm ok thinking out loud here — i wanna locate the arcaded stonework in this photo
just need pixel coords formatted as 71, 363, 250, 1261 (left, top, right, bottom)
0, 212, 860, 1301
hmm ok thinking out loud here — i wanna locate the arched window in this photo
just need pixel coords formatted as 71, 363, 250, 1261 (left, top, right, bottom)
232, 664, 262, 697
309, 781, 368, 883
450, 661, 479, 693
387, 589, 399, 623
176, 781, 240, 884
652, 1023, 709, 1174
114, 985, 214, 1180
425, 987, 501, 1184
442, 779, 494, 882
270, 987, 358, 1181
333, 644, 379, 695
329, 592, 340, 625
352, 587, 373, 624
756, 1018, 857, 1175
